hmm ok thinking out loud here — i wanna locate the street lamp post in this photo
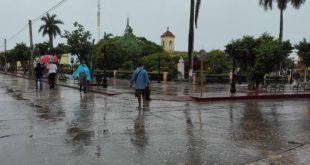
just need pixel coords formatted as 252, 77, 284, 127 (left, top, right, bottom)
102, 46, 108, 88
199, 49, 206, 97
290, 57, 294, 84
157, 54, 161, 83
230, 56, 236, 93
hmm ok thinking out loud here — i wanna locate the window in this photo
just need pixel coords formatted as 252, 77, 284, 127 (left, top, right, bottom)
169, 40, 173, 49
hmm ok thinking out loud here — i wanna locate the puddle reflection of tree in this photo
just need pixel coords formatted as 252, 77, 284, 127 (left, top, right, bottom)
235, 102, 282, 154
182, 102, 203, 165
66, 93, 95, 146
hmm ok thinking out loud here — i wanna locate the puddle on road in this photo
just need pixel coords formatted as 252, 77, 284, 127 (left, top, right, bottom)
65, 120, 94, 145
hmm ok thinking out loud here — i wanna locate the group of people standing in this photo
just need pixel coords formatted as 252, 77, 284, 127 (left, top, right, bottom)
34, 61, 58, 90
34, 59, 91, 93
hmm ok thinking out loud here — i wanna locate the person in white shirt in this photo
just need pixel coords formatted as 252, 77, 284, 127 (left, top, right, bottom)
47, 62, 58, 89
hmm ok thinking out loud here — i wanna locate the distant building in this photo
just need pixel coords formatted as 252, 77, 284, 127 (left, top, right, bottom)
161, 27, 175, 52
59, 53, 78, 66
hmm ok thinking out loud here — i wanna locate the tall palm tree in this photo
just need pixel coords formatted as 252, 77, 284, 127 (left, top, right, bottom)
38, 13, 64, 48
188, 0, 201, 78
259, 0, 306, 41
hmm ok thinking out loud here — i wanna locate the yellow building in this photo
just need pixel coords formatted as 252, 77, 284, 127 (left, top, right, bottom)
161, 27, 175, 52
59, 54, 69, 65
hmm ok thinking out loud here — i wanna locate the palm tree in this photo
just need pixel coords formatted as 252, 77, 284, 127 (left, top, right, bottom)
188, 0, 201, 78
259, 0, 306, 41
38, 13, 64, 48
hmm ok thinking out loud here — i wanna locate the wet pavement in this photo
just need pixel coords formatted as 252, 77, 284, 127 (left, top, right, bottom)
0, 73, 310, 165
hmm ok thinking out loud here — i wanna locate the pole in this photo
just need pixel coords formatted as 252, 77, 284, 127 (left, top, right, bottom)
304, 66, 307, 83
4, 39, 7, 72
91, 39, 95, 68
230, 57, 236, 93
29, 20, 34, 77
198, 49, 206, 97
200, 58, 203, 97
157, 54, 161, 83
97, 0, 101, 41
102, 46, 107, 88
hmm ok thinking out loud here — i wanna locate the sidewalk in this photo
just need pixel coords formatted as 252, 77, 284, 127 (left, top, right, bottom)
61, 73, 310, 102
2, 71, 310, 102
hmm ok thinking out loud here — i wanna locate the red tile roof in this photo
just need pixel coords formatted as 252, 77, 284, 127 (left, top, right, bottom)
161, 27, 175, 38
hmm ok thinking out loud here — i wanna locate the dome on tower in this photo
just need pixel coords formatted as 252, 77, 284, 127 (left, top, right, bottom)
161, 27, 175, 38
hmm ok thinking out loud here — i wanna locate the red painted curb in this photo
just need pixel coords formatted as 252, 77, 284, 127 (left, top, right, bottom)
192, 94, 310, 102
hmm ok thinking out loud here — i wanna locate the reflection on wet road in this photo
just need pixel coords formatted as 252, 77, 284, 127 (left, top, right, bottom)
0, 74, 309, 164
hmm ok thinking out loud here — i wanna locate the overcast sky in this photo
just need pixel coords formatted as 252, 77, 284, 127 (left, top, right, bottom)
0, 0, 309, 53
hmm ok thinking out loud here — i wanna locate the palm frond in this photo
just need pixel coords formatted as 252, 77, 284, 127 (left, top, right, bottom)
259, 0, 273, 10
194, 0, 201, 28
291, 0, 306, 9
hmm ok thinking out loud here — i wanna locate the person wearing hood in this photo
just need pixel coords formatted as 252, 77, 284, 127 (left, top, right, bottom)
72, 60, 91, 93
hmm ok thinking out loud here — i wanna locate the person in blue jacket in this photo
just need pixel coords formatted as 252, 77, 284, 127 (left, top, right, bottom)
130, 63, 150, 109
72, 60, 91, 93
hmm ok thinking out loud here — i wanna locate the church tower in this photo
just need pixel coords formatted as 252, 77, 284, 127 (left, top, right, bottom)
161, 27, 175, 52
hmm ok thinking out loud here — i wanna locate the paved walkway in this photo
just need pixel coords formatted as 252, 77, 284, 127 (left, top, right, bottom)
0, 72, 309, 164
4, 71, 310, 102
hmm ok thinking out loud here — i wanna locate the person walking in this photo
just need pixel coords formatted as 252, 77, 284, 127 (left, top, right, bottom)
130, 63, 150, 109
34, 62, 45, 90
72, 60, 91, 93
47, 62, 57, 89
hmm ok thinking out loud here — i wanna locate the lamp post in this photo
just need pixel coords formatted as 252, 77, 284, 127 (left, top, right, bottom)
157, 54, 161, 83
199, 49, 206, 97
290, 57, 294, 84
102, 46, 108, 88
91, 39, 95, 68
4, 38, 7, 72
230, 56, 236, 93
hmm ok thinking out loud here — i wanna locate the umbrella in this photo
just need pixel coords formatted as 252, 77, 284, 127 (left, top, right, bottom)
40, 55, 58, 64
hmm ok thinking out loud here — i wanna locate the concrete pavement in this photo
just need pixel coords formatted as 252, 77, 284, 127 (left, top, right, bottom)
0, 73, 310, 165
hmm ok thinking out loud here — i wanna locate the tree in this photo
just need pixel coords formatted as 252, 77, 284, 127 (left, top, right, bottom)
12, 43, 30, 72
62, 22, 93, 66
205, 50, 231, 74
295, 39, 310, 81
225, 34, 292, 89
142, 52, 170, 72
38, 13, 64, 47
94, 25, 163, 71
259, 0, 306, 41
4, 50, 17, 72
52, 43, 71, 64
188, 0, 201, 78
34, 42, 51, 56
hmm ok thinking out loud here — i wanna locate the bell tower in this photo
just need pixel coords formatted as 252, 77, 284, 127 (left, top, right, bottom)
161, 27, 175, 52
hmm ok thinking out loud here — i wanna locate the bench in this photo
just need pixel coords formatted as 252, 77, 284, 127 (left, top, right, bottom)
58, 73, 68, 81
266, 83, 285, 92
292, 83, 305, 92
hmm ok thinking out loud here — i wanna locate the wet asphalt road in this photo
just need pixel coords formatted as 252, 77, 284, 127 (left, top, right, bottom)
0, 74, 309, 165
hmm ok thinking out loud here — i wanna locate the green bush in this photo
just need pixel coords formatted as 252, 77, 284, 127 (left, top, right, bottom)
196, 72, 230, 83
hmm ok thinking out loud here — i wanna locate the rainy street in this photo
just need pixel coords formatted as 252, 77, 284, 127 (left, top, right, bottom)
0, 73, 309, 165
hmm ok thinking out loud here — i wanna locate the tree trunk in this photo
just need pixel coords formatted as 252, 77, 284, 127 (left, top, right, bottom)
188, 0, 195, 79
49, 33, 53, 48
279, 9, 283, 42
